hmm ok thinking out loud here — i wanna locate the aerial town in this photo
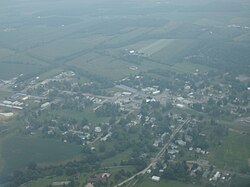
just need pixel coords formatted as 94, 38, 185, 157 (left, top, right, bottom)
0, 66, 249, 186
0, 0, 250, 187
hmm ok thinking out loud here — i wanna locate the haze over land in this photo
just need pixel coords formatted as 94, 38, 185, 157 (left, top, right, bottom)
0, 0, 250, 187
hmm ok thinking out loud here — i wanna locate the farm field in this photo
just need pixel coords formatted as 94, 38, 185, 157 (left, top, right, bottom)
0, 48, 14, 59
0, 62, 46, 80
149, 39, 197, 65
27, 35, 108, 63
0, 134, 82, 173
67, 52, 138, 80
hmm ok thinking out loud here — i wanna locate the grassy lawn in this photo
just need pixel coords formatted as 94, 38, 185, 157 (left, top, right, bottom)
38, 67, 64, 80
0, 134, 82, 173
101, 149, 132, 167
24, 176, 71, 187
43, 108, 108, 125
208, 131, 250, 171
0, 91, 12, 100
137, 178, 202, 187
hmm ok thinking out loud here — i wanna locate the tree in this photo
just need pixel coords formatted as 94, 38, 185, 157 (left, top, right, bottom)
81, 118, 89, 126
27, 161, 37, 170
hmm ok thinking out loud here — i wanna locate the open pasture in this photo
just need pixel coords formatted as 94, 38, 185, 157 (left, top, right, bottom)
0, 135, 82, 173
150, 39, 197, 65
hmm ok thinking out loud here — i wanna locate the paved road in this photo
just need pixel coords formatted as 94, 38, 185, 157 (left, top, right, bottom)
114, 119, 190, 187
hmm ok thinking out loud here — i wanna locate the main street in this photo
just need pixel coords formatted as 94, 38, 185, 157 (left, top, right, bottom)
114, 119, 190, 187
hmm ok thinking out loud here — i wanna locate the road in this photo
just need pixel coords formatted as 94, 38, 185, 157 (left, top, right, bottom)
114, 119, 190, 187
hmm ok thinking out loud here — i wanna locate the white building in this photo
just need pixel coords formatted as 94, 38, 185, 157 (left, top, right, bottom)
151, 176, 160, 182
95, 127, 102, 133
41, 102, 50, 109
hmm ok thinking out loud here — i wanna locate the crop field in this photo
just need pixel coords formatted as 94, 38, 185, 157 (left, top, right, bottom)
138, 39, 175, 56
0, 135, 82, 173
150, 39, 197, 65
3, 52, 50, 66
0, 48, 14, 59
171, 62, 213, 73
103, 27, 154, 48
0, 51, 50, 79
0, 62, 46, 80
28, 35, 107, 62
0, 26, 58, 50
68, 52, 137, 80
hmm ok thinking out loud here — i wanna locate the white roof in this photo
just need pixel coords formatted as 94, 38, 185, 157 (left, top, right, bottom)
152, 176, 160, 181
95, 127, 102, 133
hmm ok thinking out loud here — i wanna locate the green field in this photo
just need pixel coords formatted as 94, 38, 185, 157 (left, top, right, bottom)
0, 135, 82, 173
150, 39, 197, 65
0, 91, 12, 100
38, 67, 64, 80
28, 36, 107, 62
41, 108, 108, 125
0, 51, 49, 79
0, 0, 250, 186
0, 48, 14, 58
24, 176, 71, 187
101, 149, 132, 167
68, 52, 137, 80
171, 62, 213, 73
0, 62, 46, 79
208, 131, 250, 171
137, 178, 202, 187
